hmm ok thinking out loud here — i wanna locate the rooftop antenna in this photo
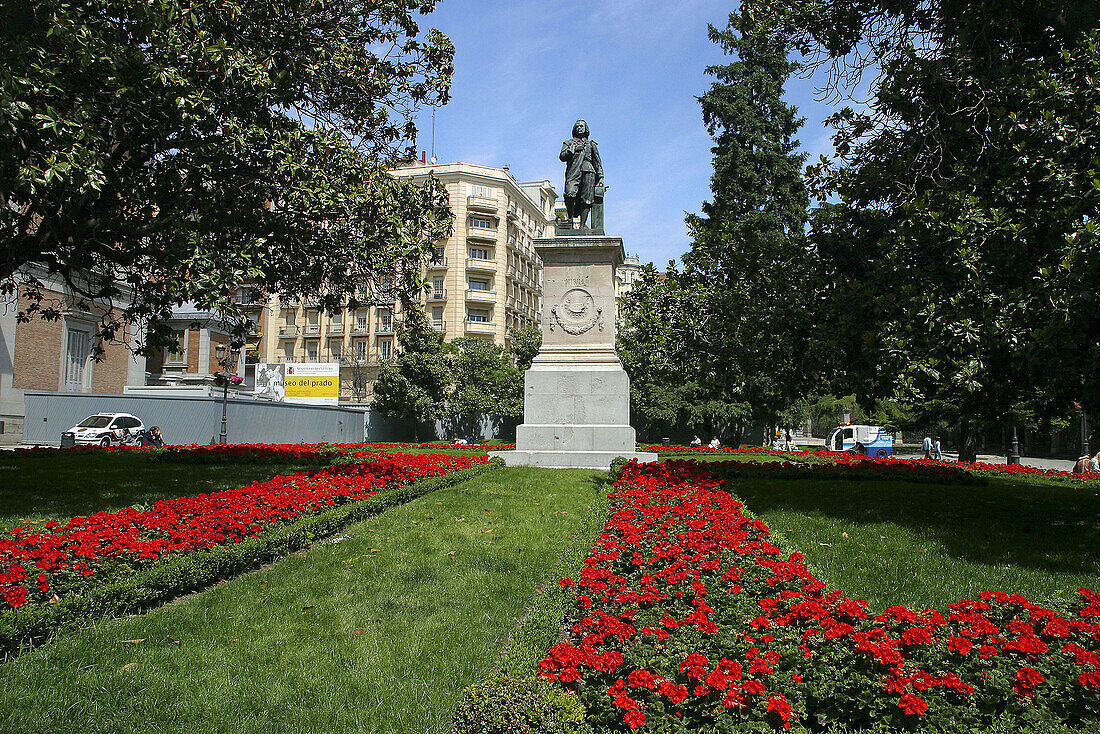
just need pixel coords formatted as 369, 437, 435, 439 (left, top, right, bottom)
430, 108, 437, 164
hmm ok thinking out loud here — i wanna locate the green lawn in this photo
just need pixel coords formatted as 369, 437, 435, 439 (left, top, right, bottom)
729, 474, 1100, 611
0, 466, 605, 734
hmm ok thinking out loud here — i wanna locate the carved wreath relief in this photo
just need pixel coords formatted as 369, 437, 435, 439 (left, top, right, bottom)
550, 288, 604, 334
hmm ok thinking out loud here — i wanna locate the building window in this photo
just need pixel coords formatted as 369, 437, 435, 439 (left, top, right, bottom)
354, 340, 367, 360
469, 216, 494, 229
469, 247, 489, 260
471, 184, 493, 199
432, 276, 444, 297
282, 343, 294, 362
377, 308, 393, 331
379, 339, 392, 360
356, 311, 368, 331
64, 328, 92, 391
166, 330, 186, 364
468, 309, 490, 323
431, 306, 444, 329
306, 343, 318, 361
468, 277, 490, 291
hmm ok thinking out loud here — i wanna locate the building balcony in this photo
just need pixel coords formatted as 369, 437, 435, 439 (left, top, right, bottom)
375, 321, 395, 335
326, 324, 345, 336
466, 257, 497, 272
278, 325, 299, 338
426, 256, 448, 269
507, 204, 519, 221
467, 195, 499, 213
303, 324, 321, 336
464, 319, 496, 334
431, 321, 446, 332
467, 227, 498, 243
350, 324, 370, 336
424, 289, 447, 302
465, 288, 497, 303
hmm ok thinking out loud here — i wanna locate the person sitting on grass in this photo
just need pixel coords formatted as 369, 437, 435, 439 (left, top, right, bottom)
708, 437, 721, 449
140, 426, 164, 448
690, 435, 702, 447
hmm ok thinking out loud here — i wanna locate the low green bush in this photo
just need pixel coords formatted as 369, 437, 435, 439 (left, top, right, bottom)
451, 675, 593, 734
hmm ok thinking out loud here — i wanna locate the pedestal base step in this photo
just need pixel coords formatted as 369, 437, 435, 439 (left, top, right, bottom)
487, 450, 658, 470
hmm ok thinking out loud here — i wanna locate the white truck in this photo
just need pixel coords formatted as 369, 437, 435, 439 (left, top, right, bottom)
826, 424, 895, 457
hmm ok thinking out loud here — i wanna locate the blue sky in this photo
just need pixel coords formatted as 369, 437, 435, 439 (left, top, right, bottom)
412, 0, 842, 268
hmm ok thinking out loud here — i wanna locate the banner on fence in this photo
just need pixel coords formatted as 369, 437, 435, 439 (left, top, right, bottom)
282, 362, 340, 405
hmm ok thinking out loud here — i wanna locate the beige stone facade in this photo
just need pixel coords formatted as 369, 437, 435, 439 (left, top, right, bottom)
233, 161, 556, 401
391, 161, 555, 348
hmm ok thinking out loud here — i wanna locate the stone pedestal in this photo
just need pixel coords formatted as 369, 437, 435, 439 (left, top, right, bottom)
490, 235, 657, 470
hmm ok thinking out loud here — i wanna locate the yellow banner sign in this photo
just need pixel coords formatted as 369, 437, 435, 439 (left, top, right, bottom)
282, 363, 340, 405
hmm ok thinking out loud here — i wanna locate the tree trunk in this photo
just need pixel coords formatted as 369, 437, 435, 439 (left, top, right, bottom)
957, 421, 978, 464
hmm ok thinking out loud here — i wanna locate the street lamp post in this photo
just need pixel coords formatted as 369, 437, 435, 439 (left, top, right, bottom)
214, 343, 239, 445
1084, 412, 1090, 458
1008, 425, 1020, 465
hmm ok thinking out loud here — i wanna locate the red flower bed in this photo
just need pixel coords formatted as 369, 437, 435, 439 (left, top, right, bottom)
539, 459, 1100, 731
645, 445, 1100, 482
0, 452, 484, 610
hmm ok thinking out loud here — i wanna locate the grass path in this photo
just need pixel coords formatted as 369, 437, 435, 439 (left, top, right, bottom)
731, 475, 1100, 611
0, 467, 606, 734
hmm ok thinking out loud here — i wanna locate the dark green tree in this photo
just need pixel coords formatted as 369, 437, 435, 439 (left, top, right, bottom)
751, 0, 1100, 459
374, 316, 541, 439
673, 9, 820, 438
371, 308, 450, 436
0, 0, 454, 352
618, 265, 751, 440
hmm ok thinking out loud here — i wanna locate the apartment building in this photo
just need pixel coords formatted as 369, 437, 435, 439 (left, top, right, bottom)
176, 162, 556, 400
393, 161, 555, 347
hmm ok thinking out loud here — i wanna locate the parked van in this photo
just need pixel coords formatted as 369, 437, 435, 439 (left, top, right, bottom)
61, 413, 145, 448
826, 424, 895, 457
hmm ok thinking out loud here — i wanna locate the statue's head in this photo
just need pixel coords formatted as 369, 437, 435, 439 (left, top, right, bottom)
572, 119, 589, 139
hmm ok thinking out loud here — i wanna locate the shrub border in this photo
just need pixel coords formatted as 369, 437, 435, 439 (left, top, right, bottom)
0, 460, 498, 660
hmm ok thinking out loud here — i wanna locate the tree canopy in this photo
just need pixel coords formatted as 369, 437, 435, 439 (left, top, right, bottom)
372, 315, 540, 437
746, 0, 1100, 458
616, 10, 819, 443
1, 0, 454, 352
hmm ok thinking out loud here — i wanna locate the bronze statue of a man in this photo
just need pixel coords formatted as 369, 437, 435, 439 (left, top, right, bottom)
560, 120, 603, 230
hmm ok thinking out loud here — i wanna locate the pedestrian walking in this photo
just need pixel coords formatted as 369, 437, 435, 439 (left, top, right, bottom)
922, 436, 932, 460
932, 438, 943, 461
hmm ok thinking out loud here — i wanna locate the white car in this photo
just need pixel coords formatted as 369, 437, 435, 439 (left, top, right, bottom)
61, 413, 146, 447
